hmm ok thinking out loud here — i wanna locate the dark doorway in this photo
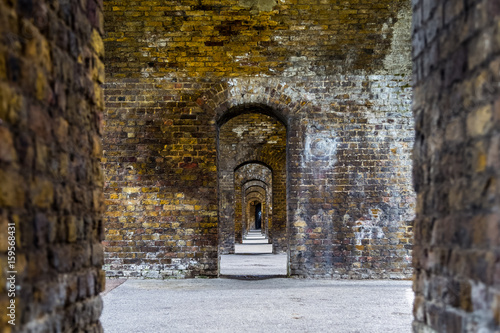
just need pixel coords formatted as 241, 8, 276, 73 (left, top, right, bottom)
255, 203, 262, 230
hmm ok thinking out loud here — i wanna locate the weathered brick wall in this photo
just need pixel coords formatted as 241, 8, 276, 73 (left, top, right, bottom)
412, 0, 500, 331
0, 0, 105, 331
219, 113, 286, 253
103, 0, 415, 278
104, 0, 410, 78
103, 75, 414, 278
102, 80, 218, 278
282, 75, 414, 278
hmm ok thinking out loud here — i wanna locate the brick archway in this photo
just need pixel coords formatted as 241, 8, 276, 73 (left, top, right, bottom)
235, 167, 272, 243
217, 107, 287, 255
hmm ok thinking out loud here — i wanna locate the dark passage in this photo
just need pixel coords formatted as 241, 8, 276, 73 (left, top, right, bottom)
255, 203, 262, 230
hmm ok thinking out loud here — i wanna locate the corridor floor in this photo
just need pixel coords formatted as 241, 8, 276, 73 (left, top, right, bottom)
101, 232, 414, 332
220, 230, 288, 277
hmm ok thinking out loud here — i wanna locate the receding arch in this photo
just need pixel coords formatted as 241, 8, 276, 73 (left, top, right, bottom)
244, 187, 267, 234
242, 178, 269, 187
233, 164, 273, 245
240, 178, 271, 239
217, 105, 288, 259
243, 183, 267, 192
246, 190, 264, 196
234, 160, 275, 174
216, 103, 287, 129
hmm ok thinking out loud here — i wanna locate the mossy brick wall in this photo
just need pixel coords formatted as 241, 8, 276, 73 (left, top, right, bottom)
219, 113, 286, 254
412, 0, 500, 331
0, 0, 105, 331
103, 0, 415, 278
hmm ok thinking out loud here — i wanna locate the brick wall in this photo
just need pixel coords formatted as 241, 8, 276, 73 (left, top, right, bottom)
0, 0, 105, 331
102, 80, 218, 278
103, 0, 415, 278
412, 0, 500, 331
104, 0, 411, 78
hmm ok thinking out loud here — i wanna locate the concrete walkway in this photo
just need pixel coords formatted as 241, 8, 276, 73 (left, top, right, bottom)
220, 230, 287, 277
101, 279, 414, 333
101, 232, 414, 332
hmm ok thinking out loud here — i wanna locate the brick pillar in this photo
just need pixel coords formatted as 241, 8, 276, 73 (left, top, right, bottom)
0, 0, 105, 331
412, 0, 500, 331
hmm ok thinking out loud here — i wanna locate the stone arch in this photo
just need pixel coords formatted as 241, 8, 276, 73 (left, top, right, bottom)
244, 186, 266, 232
217, 103, 287, 254
242, 178, 270, 187
235, 160, 275, 174
217, 103, 288, 130
204, 81, 320, 275
234, 165, 272, 243
197, 79, 308, 129
243, 183, 268, 192
241, 179, 271, 238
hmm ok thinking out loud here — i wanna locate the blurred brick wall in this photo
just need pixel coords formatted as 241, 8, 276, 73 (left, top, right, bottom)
0, 0, 105, 330
412, 0, 500, 330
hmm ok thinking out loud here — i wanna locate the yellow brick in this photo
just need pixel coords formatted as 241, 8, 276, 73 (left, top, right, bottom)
467, 104, 493, 137
0, 53, 5, 80
90, 29, 104, 58
0, 127, 17, 163
67, 216, 77, 243
123, 187, 140, 193
31, 177, 53, 209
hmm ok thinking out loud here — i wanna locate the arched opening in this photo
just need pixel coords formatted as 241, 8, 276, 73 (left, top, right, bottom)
254, 202, 262, 230
234, 165, 272, 245
241, 179, 271, 240
217, 106, 288, 277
